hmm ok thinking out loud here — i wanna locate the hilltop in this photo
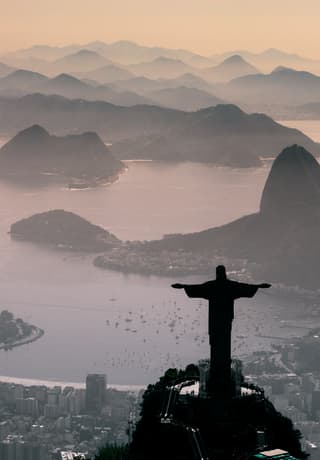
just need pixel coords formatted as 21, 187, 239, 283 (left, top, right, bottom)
0, 125, 124, 185
11, 210, 120, 252
203, 54, 259, 82
117, 105, 319, 166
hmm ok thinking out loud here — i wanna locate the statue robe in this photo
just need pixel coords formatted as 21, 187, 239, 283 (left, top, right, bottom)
183, 279, 259, 394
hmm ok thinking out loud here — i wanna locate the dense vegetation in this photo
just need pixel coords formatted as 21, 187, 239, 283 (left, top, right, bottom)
0, 310, 33, 344
128, 365, 306, 460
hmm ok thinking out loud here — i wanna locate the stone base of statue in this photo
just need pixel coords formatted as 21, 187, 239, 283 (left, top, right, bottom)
203, 359, 243, 399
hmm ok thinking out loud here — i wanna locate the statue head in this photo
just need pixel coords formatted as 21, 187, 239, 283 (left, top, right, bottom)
216, 265, 227, 280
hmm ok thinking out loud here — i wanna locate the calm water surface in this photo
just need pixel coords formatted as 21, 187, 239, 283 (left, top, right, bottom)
0, 123, 316, 385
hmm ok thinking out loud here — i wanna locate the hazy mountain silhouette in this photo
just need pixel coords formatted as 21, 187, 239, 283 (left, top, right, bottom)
11, 210, 120, 251
146, 86, 225, 111
1, 41, 209, 68
0, 69, 48, 94
112, 73, 216, 95
149, 145, 320, 288
0, 62, 15, 78
203, 55, 259, 82
112, 105, 319, 165
4, 42, 320, 76
1, 40, 203, 65
83, 40, 202, 65
160, 73, 216, 91
0, 125, 124, 184
2, 44, 80, 62
0, 95, 318, 166
213, 48, 320, 73
110, 76, 164, 93
226, 67, 320, 107
128, 56, 196, 79
51, 49, 113, 73
0, 70, 152, 106
74, 64, 134, 84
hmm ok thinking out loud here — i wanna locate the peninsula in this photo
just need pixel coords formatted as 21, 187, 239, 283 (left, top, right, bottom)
0, 310, 44, 351
94, 145, 320, 289
0, 125, 124, 186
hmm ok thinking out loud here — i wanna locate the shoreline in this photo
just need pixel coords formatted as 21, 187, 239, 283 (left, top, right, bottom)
0, 326, 44, 351
0, 375, 145, 393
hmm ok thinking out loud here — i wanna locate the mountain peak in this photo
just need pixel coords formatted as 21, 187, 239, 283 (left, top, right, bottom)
222, 54, 247, 65
203, 104, 245, 118
260, 145, 320, 214
17, 124, 50, 139
52, 73, 81, 83
71, 49, 101, 58
152, 56, 182, 64
271, 66, 295, 74
5, 69, 46, 80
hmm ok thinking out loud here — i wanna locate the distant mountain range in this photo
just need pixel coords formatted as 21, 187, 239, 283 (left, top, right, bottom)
144, 145, 320, 288
0, 68, 225, 111
145, 86, 225, 111
212, 48, 320, 73
0, 69, 152, 106
74, 64, 135, 84
4, 41, 320, 72
110, 73, 218, 97
3, 42, 320, 118
1, 41, 207, 67
0, 62, 15, 78
117, 105, 318, 166
202, 55, 259, 82
0, 125, 124, 184
0, 96, 317, 167
128, 57, 196, 79
223, 67, 320, 108
52, 49, 113, 73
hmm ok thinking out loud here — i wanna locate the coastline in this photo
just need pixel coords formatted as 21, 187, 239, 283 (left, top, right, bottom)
0, 375, 145, 393
0, 326, 44, 351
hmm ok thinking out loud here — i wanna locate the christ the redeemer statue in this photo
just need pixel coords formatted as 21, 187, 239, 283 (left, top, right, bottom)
172, 265, 271, 396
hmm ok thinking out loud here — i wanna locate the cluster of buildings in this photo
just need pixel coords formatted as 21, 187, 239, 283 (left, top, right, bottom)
246, 340, 320, 460
0, 374, 137, 460
94, 246, 225, 277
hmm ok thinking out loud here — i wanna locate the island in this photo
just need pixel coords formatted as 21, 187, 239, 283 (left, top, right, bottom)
0, 310, 44, 351
10, 209, 121, 252
0, 125, 124, 186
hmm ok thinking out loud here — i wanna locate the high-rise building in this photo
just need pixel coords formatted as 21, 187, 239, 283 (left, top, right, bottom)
85, 374, 107, 413
15, 397, 39, 417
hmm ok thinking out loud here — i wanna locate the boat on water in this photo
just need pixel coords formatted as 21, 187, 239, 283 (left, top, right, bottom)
68, 183, 90, 190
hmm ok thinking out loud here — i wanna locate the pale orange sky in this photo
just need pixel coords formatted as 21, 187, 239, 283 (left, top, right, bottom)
1, 0, 320, 57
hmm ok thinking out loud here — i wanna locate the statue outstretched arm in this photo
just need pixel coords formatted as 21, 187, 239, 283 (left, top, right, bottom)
232, 281, 271, 299
171, 283, 185, 289
171, 281, 211, 299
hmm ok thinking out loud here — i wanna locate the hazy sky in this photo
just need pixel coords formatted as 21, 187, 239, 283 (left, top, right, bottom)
2, 0, 320, 56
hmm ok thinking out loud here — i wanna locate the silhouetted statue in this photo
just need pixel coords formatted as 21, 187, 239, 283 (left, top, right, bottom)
172, 265, 271, 396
